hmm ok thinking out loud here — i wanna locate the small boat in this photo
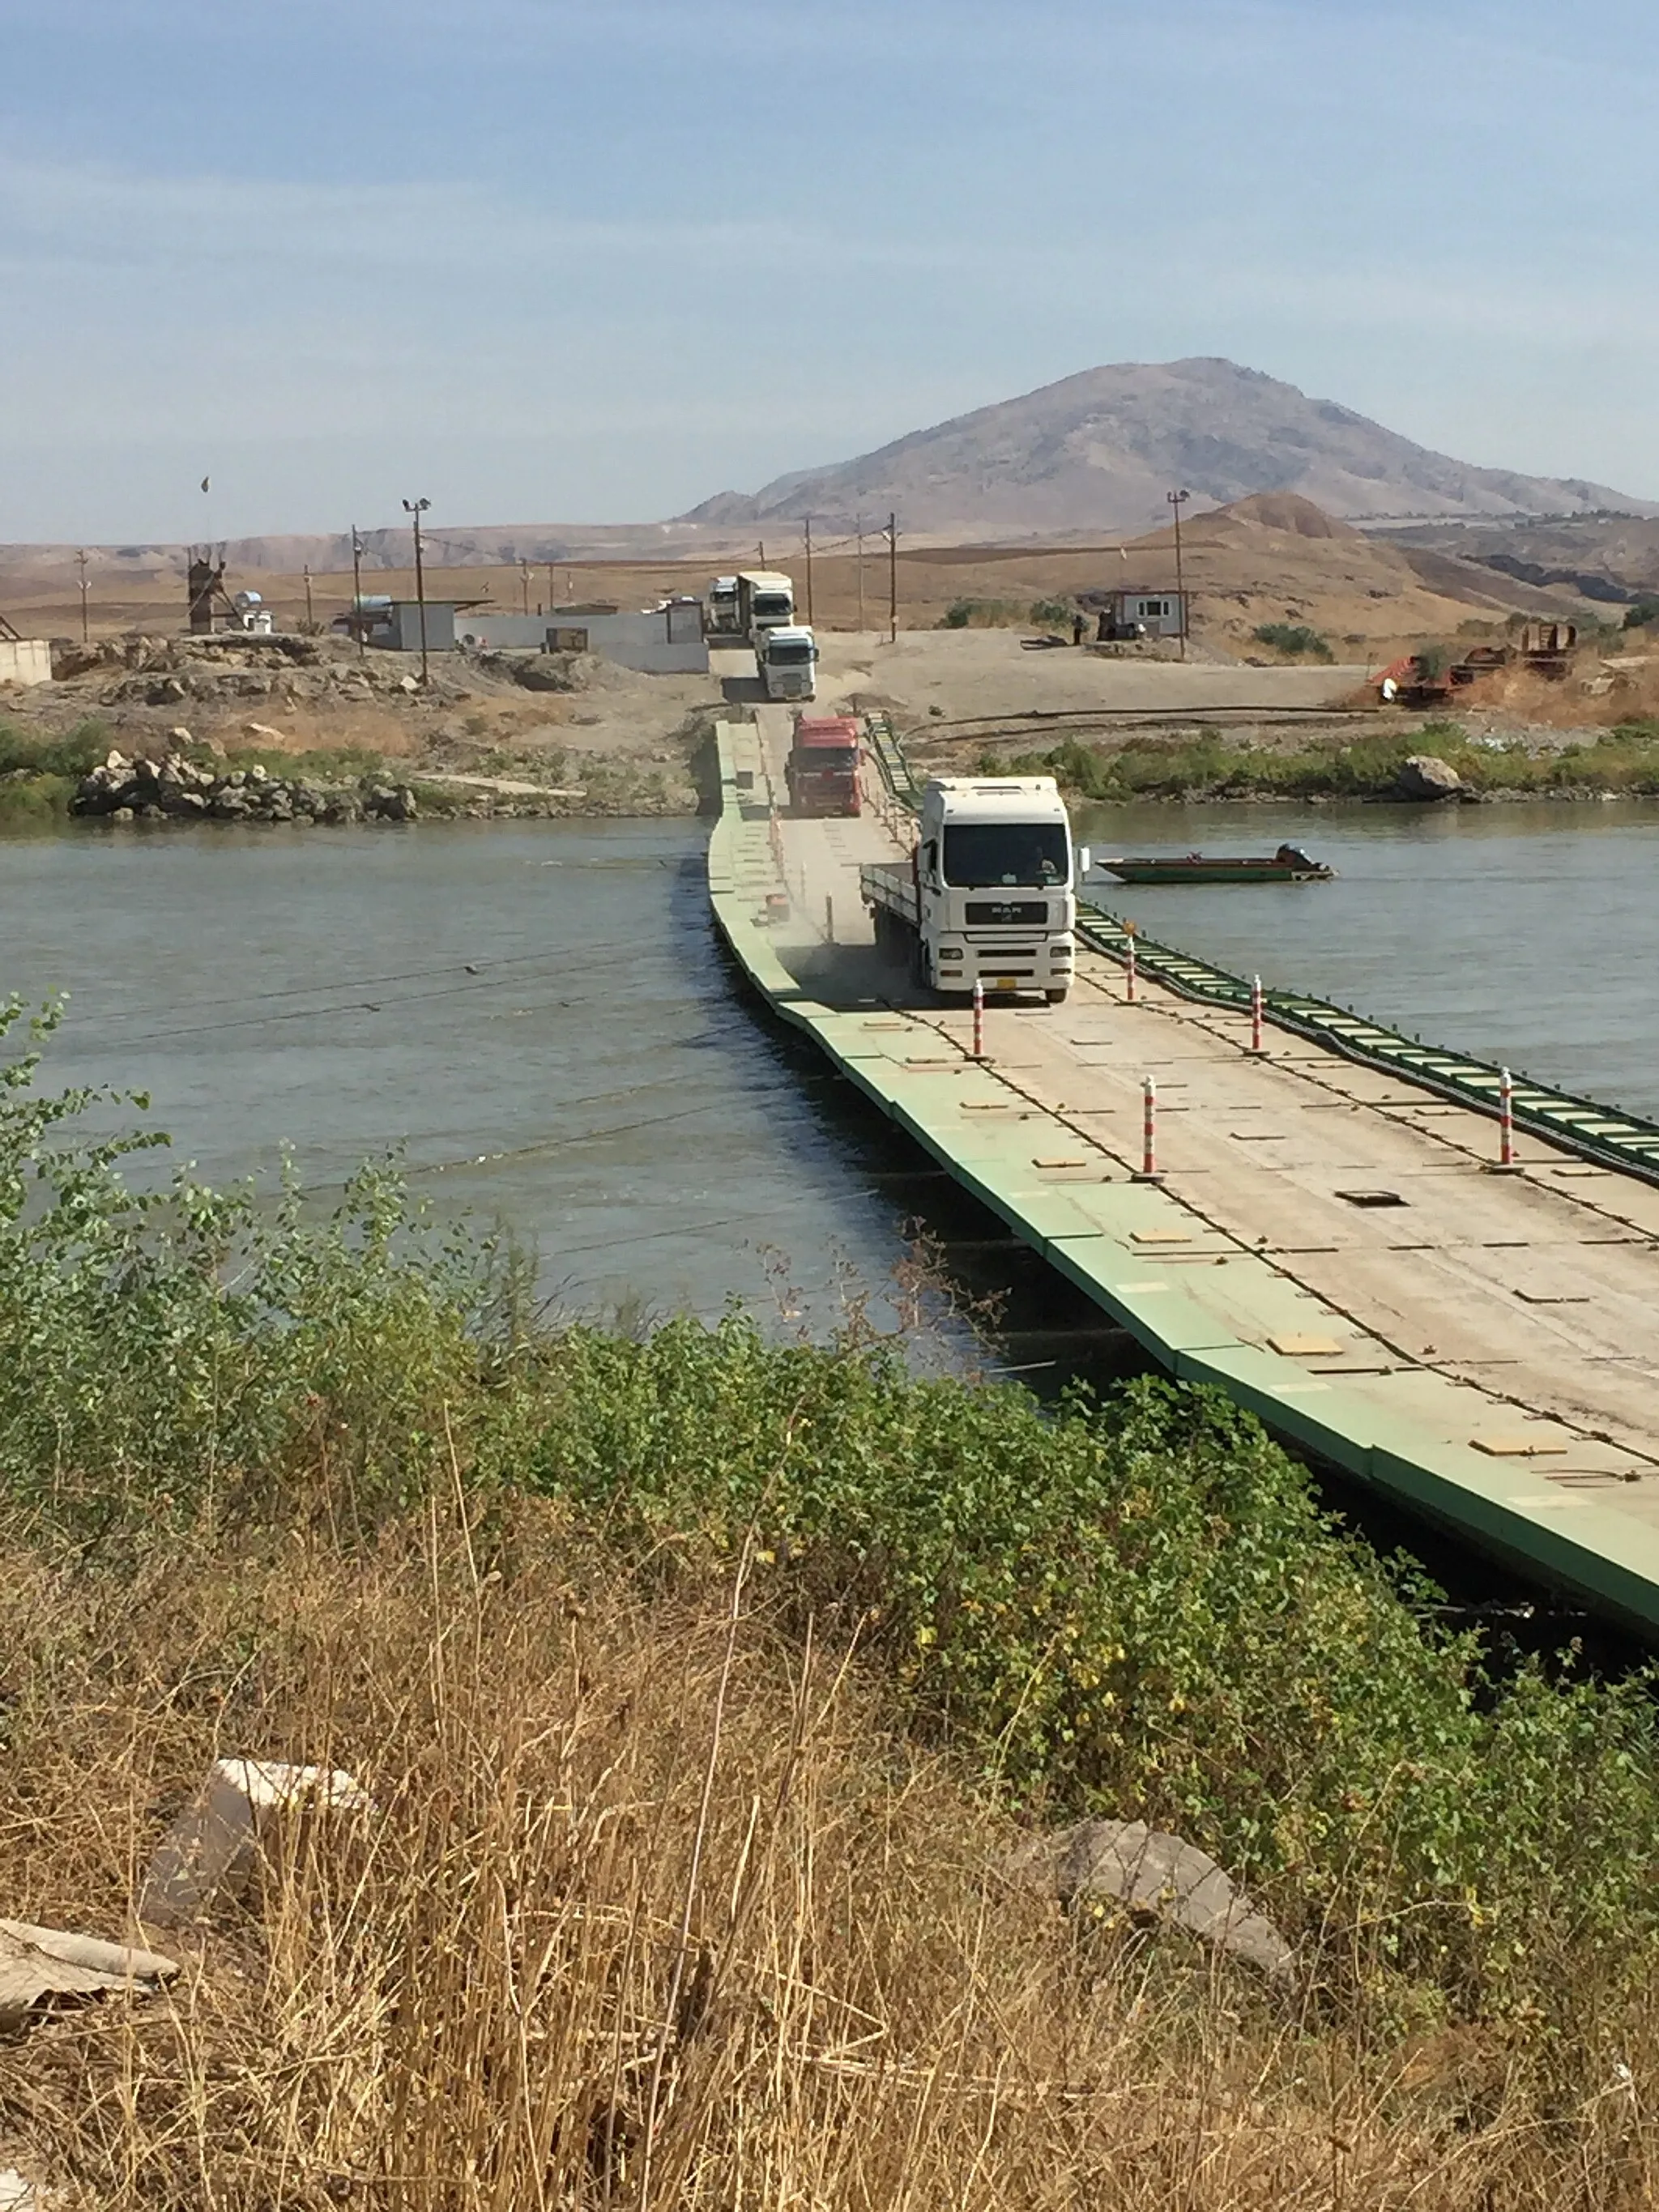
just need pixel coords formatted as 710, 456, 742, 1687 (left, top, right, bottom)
1095, 844, 1334, 886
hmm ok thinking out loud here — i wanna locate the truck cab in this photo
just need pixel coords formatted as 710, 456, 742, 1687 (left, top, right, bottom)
708, 576, 741, 636
915, 777, 1075, 1001
736, 569, 796, 648
787, 714, 861, 816
760, 624, 818, 703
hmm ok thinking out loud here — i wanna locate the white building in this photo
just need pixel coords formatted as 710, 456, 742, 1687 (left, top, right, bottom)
457, 599, 708, 675
1102, 588, 1188, 641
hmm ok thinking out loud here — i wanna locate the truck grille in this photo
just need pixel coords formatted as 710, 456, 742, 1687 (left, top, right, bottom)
965, 900, 1047, 925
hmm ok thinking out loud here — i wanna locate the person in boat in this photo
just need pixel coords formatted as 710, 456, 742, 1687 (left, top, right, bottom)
1274, 843, 1316, 869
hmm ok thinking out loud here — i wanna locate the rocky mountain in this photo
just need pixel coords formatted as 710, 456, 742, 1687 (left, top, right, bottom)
683, 358, 1655, 539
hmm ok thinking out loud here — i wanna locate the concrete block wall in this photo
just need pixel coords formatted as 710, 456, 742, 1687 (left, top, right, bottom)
0, 640, 53, 687
456, 607, 709, 676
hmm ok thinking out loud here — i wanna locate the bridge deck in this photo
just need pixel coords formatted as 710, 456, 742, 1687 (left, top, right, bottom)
714, 707, 1659, 1631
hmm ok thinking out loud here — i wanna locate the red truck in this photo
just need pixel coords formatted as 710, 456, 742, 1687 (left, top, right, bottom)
785, 714, 863, 817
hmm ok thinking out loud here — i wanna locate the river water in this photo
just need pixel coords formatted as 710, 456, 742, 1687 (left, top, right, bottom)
1077, 798, 1659, 1119
4, 800, 1659, 1335
0, 819, 928, 1332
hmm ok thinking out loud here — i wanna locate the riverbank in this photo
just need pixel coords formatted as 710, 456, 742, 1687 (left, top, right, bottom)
7, 1007, 1659, 2202
971, 715, 1659, 803
0, 629, 714, 825
0, 714, 709, 827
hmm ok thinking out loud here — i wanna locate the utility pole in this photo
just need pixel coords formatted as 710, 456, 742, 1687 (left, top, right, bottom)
1166, 488, 1190, 662
303, 564, 314, 632
519, 557, 531, 615
76, 548, 90, 644
855, 518, 865, 633
885, 512, 898, 645
403, 497, 432, 685
803, 516, 814, 623
350, 526, 367, 657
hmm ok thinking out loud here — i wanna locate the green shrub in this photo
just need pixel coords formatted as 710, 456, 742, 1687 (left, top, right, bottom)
7, 1009, 1659, 2029
0, 774, 76, 824
1029, 599, 1074, 629
940, 599, 1025, 629
1252, 622, 1334, 663
0, 719, 112, 780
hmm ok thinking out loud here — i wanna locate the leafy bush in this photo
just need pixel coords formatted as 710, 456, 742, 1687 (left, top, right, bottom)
940, 599, 1026, 629
1625, 599, 1659, 631
1252, 622, 1334, 663
1029, 599, 1075, 629
0, 774, 77, 824
6, 1008, 1659, 2028
0, 718, 113, 779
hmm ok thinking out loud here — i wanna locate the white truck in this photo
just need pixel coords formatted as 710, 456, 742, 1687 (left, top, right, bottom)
859, 776, 1083, 1003
707, 575, 742, 637
736, 569, 795, 647
759, 622, 818, 703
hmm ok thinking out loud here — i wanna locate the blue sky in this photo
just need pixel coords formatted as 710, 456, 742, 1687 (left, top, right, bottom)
2, 0, 1654, 540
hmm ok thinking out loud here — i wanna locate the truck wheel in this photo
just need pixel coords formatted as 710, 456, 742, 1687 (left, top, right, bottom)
1045, 987, 1069, 1004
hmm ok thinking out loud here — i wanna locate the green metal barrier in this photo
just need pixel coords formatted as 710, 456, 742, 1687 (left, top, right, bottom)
863, 713, 922, 812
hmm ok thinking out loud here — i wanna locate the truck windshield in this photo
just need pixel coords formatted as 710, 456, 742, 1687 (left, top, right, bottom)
943, 823, 1068, 887
754, 595, 792, 620
803, 747, 856, 767
769, 641, 814, 666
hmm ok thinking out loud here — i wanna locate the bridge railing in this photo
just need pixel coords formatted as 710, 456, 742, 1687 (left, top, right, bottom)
863, 712, 921, 843
1078, 901, 1659, 1187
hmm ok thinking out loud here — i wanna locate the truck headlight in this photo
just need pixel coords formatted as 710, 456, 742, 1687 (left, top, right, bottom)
937, 946, 964, 962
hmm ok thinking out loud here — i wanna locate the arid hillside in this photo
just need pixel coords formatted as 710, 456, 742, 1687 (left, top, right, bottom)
0, 496, 1602, 680
684, 357, 1656, 538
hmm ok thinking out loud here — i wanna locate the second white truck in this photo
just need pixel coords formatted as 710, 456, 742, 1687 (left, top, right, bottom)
736, 569, 795, 647
759, 623, 818, 702
860, 775, 1081, 1003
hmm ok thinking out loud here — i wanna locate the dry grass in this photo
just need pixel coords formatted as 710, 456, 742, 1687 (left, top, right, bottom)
3, 1498, 1657, 2210
1473, 655, 1659, 731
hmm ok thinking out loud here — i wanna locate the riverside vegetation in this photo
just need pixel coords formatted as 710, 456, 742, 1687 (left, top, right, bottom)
983, 717, 1659, 803
6, 996, 1659, 2205
0, 718, 682, 829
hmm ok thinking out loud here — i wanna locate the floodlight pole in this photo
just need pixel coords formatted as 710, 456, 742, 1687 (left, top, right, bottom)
403, 497, 432, 684
855, 518, 865, 632
1166, 488, 1190, 661
350, 526, 366, 657
886, 513, 898, 645
803, 515, 814, 624
76, 548, 90, 644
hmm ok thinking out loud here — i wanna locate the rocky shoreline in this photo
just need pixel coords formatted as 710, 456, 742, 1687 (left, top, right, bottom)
72, 746, 420, 825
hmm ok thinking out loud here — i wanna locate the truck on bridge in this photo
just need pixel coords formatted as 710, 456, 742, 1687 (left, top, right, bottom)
786, 714, 861, 816
860, 775, 1080, 1003
759, 623, 818, 703
736, 569, 795, 648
